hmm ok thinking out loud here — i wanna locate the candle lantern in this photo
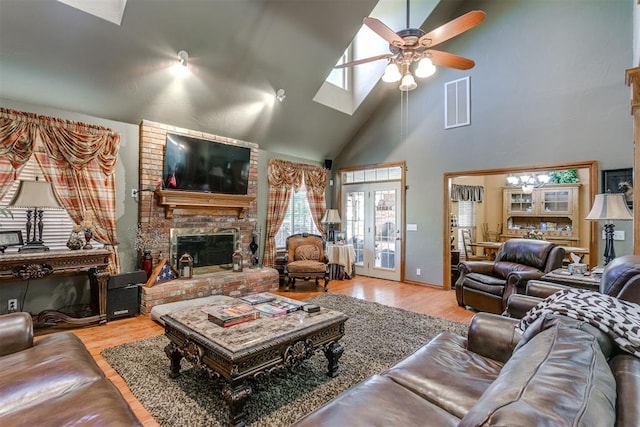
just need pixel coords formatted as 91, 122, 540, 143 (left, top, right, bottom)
232, 246, 243, 272
179, 253, 193, 279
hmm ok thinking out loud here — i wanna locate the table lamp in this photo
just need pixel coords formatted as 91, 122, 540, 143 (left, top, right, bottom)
585, 192, 632, 265
8, 178, 63, 252
321, 209, 342, 243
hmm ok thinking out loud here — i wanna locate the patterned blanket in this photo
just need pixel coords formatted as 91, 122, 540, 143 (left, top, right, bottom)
518, 288, 640, 357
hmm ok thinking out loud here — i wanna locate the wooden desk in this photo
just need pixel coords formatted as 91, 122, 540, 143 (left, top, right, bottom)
0, 249, 111, 327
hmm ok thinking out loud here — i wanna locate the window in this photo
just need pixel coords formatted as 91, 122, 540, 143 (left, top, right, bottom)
325, 47, 350, 90
1, 157, 77, 250
275, 181, 320, 249
457, 200, 477, 255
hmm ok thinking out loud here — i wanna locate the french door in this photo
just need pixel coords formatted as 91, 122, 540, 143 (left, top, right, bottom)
342, 181, 402, 281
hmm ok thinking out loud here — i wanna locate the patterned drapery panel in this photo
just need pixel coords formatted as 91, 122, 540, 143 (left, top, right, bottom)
451, 184, 484, 202
264, 159, 327, 267
0, 108, 121, 273
0, 112, 37, 199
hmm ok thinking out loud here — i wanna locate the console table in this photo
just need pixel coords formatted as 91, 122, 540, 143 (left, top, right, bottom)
0, 249, 111, 327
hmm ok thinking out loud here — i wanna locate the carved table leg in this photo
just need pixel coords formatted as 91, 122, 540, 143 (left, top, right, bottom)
88, 268, 109, 325
164, 342, 183, 378
222, 380, 252, 427
323, 341, 344, 378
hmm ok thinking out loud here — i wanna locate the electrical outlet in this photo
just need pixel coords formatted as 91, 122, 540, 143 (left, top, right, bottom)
131, 189, 138, 198
8, 299, 17, 313
416, 268, 421, 276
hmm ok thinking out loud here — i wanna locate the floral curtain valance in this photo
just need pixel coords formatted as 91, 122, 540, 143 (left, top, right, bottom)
451, 184, 484, 202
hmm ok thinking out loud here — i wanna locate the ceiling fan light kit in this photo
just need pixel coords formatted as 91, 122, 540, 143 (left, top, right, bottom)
337, 2, 485, 92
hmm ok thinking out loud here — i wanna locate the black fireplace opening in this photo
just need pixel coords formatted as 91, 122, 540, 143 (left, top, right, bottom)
173, 230, 237, 269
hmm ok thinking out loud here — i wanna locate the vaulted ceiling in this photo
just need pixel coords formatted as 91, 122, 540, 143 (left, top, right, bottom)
0, 0, 465, 160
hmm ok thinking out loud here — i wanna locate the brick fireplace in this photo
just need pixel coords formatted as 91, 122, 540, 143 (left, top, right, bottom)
137, 120, 278, 313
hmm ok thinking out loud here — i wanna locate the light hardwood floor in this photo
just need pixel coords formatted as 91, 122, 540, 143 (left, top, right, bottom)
62, 277, 474, 426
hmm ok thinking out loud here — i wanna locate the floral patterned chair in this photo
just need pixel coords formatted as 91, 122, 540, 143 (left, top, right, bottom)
283, 233, 329, 292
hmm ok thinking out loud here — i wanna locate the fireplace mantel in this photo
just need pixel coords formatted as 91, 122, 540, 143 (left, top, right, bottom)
155, 190, 255, 219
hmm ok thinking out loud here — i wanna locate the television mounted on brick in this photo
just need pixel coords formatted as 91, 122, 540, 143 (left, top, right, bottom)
163, 133, 250, 195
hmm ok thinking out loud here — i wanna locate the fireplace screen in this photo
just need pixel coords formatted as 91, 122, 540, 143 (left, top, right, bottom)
170, 228, 238, 270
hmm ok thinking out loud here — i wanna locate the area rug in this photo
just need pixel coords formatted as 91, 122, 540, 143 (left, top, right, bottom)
102, 294, 468, 426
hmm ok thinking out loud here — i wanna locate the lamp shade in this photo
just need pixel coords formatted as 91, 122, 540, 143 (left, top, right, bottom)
321, 209, 341, 224
9, 180, 62, 209
585, 193, 632, 221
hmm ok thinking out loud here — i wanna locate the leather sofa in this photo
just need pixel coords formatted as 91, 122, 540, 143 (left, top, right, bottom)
506, 254, 640, 318
293, 311, 640, 426
0, 312, 141, 426
456, 238, 565, 314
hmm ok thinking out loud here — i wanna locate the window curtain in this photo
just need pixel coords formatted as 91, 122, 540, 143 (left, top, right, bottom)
0, 112, 37, 199
0, 108, 121, 273
264, 159, 327, 267
451, 184, 484, 202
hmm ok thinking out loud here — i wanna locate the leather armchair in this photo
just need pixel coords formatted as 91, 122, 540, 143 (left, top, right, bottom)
456, 239, 565, 314
506, 254, 640, 318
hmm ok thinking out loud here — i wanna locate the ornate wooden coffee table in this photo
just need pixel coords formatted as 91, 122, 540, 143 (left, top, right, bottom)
161, 301, 348, 427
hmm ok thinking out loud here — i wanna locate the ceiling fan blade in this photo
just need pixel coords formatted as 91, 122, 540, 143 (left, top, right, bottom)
363, 17, 404, 47
419, 10, 486, 48
428, 50, 475, 70
335, 53, 393, 69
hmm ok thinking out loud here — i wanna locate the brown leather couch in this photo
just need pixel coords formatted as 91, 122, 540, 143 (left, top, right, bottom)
292, 311, 640, 426
0, 312, 141, 426
506, 254, 640, 319
456, 238, 565, 314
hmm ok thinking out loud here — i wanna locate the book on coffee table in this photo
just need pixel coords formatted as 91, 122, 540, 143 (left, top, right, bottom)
239, 292, 277, 305
202, 304, 260, 327
254, 303, 287, 317
271, 298, 305, 313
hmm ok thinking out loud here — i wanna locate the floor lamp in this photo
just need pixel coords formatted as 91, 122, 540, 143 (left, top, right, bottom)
321, 209, 341, 243
9, 179, 63, 252
585, 192, 633, 265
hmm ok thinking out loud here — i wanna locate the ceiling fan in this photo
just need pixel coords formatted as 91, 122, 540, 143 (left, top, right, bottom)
336, 1, 485, 91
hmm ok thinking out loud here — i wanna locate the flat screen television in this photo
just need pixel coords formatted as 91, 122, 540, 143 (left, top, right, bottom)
163, 133, 250, 195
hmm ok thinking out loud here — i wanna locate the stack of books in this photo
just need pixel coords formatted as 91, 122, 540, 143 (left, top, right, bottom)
202, 304, 260, 327
239, 292, 277, 305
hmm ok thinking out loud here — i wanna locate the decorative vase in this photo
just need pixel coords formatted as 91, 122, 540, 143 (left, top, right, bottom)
66, 231, 84, 250
83, 228, 94, 250
141, 251, 153, 279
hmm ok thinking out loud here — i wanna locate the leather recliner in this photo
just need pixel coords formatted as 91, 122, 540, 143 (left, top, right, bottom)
456, 238, 565, 314
506, 254, 640, 318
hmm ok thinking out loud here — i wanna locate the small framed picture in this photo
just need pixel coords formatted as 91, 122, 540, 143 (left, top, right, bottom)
0, 230, 23, 246
602, 168, 633, 209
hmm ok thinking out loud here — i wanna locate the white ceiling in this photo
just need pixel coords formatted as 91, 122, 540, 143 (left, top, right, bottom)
0, 0, 462, 160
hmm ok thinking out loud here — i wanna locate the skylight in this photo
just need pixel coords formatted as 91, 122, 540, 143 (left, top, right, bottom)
57, 0, 128, 25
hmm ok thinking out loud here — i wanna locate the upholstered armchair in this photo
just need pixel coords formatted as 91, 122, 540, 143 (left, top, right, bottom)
283, 233, 329, 292
456, 239, 565, 314
505, 254, 640, 318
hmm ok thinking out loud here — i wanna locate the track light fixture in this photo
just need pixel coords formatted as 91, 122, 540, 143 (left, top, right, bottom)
276, 89, 286, 102
177, 50, 189, 67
